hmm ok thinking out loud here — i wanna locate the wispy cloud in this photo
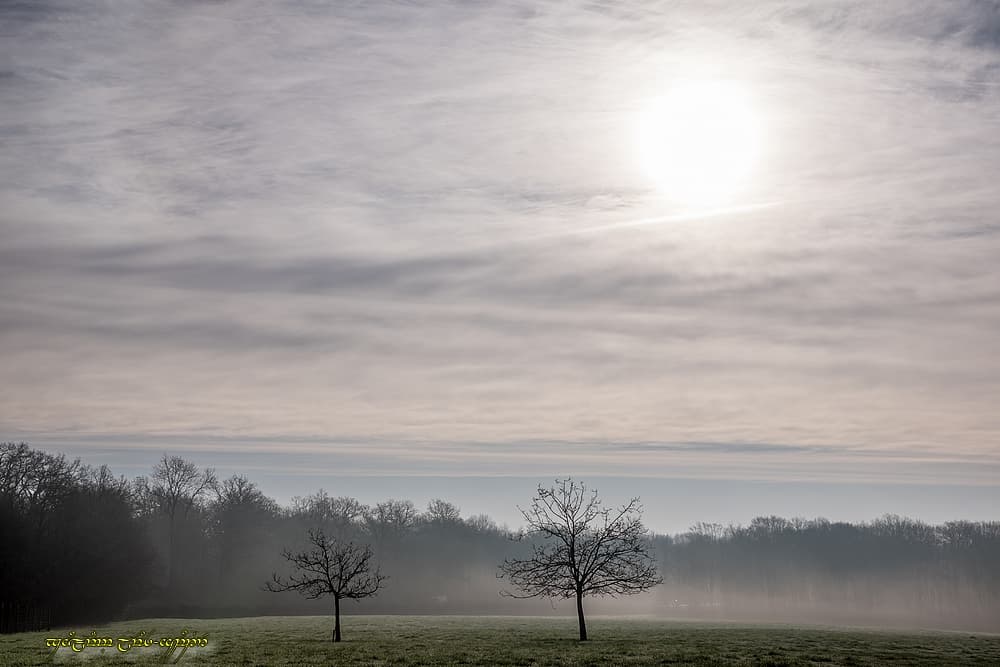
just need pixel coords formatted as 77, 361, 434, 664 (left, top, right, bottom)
2, 0, 999, 482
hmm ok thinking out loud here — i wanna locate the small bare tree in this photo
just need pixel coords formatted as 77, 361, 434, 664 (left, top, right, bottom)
498, 478, 662, 640
266, 530, 386, 642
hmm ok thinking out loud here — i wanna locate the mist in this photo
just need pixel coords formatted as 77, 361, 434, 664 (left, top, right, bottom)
2, 443, 996, 634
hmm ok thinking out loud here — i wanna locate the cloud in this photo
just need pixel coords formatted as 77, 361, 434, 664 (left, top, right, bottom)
1, 0, 999, 482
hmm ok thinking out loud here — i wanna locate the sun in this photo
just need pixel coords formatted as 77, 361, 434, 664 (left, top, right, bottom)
636, 80, 762, 207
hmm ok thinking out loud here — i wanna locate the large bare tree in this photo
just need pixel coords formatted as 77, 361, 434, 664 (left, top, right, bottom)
211, 475, 279, 587
498, 478, 662, 640
266, 530, 386, 642
290, 489, 366, 538
147, 455, 216, 595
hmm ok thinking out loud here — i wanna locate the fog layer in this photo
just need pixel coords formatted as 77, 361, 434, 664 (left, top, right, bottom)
1, 444, 996, 633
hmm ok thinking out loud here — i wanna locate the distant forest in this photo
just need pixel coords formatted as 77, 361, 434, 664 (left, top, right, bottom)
2, 442, 998, 633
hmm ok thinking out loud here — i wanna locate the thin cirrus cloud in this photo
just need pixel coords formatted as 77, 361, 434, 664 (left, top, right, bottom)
1, 0, 999, 488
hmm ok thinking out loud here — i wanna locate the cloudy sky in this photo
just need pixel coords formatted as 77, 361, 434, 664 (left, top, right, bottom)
2, 0, 999, 531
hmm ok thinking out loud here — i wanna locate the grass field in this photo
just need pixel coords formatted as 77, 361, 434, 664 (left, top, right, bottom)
1, 615, 997, 666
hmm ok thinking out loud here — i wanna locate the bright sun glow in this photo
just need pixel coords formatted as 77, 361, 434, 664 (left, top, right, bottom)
636, 80, 762, 207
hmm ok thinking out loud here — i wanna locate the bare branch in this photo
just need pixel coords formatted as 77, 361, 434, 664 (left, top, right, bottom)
498, 478, 662, 600
266, 529, 386, 602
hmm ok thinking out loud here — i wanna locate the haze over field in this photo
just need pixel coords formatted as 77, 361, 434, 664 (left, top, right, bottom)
2, 2, 1000, 530
3, 444, 998, 635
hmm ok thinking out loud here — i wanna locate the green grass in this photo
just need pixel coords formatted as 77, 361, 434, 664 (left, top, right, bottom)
1, 615, 997, 666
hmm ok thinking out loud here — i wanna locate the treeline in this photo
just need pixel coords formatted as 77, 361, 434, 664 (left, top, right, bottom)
1, 443, 998, 632
0, 444, 150, 632
658, 517, 1000, 629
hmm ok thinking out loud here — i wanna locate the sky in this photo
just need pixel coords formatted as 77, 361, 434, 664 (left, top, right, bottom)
2, 1, 999, 533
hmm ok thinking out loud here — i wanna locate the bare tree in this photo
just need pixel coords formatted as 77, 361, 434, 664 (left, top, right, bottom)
425, 498, 462, 524
467, 513, 499, 533
266, 529, 386, 642
498, 478, 662, 640
363, 499, 418, 549
212, 475, 279, 586
290, 489, 366, 538
148, 455, 216, 595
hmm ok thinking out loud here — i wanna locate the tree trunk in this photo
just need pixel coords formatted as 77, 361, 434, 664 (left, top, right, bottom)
332, 596, 342, 643
576, 591, 588, 641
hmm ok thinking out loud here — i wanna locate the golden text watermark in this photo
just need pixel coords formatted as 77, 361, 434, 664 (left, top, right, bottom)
46, 629, 208, 662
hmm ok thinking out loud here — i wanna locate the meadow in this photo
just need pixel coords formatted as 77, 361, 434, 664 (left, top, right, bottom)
2, 615, 998, 666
